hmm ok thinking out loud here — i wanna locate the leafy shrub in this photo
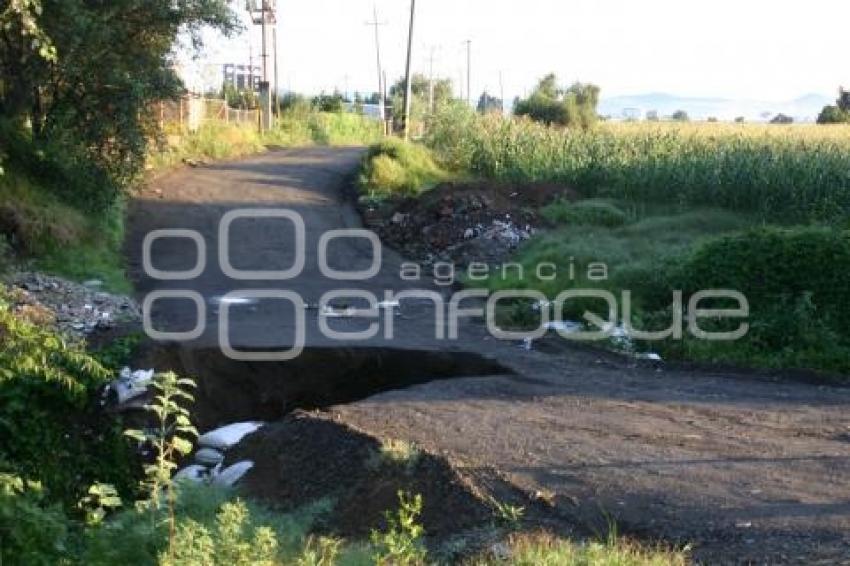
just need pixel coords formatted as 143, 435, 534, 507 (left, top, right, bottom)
673, 227, 850, 332
0, 473, 70, 566
0, 121, 121, 213
358, 139, 445, 197
370, 491, 427, 565
164, 499, 279, 566
655, 226, 850, 373
83, 484, 337, 566
0, 286, 136, 507
542, 198, 628, 227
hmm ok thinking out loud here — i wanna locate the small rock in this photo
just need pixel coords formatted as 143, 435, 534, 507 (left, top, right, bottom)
490, 542, 512, 561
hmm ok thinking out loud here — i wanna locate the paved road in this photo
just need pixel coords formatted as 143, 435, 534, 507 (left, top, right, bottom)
129, 147, 850, 563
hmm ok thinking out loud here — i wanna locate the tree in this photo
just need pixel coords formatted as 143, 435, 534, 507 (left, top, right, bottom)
312, 91, 345, 113
817, 88, 850, 124
513, 73, 600, 128
734, 116, 746, 123
770, 113, 794, 124
817, 105, 849, 124
671, 110, 689, 122
388, 73, 453, 123
707, 116, 718, 123
477, 91, 502, 114
0, 0, 239, 209
645, 110, 659, 122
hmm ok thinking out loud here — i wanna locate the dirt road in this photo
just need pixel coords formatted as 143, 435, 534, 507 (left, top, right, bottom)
129, 148, 850, 563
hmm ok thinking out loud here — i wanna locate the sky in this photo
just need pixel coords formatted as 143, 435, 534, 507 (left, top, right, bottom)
186, 0, 850, 104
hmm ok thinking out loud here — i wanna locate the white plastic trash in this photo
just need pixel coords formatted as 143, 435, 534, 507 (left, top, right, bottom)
636, 352, 663, 361
212, 461, 254, 487
545, 320, 584, 333
107, 367, 155, 404
197, 422, 264, 450
194, 447, 225, 466
174, 464, 208, 483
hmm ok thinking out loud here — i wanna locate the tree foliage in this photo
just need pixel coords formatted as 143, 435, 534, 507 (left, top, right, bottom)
0, 0, 239, 210
388, 73, 453, 123
513, 73, 599, 129
817, 87, 850, 124
770, 113, 794, 124
477, 91, 502, 114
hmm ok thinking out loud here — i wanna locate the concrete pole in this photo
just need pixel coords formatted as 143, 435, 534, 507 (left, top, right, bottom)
402, 0, 416, 140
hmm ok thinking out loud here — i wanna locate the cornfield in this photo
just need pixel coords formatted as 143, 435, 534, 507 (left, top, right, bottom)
425, 105, 850, 223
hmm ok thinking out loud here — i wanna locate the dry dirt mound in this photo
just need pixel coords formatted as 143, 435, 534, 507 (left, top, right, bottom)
361, 181, 576, 266
227, 412, 496, 538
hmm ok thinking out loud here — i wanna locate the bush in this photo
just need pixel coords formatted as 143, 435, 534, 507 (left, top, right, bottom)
0, 286, 136, 508
358, 139, 445, 197
651, 226, 850, 373
674, 227, 850, 330
0, 473, 70, 566
0, 121, 122, 214
542, 198, 628, 227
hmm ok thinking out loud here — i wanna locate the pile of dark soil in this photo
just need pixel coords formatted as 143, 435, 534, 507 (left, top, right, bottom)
361, 181, 576, 266
228, 412, 495, 537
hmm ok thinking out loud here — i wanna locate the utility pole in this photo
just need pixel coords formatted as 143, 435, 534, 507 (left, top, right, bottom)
402, 0, 416, 140
499, 71, 505, 114
365, 6, 387, 124
465, 39, 472, 107
248, 43, 254, 91
248, 0, 276, 131
273, 25, 280, 115
260, 2, 268, 82
427, 46, 437, 114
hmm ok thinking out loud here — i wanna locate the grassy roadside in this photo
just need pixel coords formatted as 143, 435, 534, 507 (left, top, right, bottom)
357, 125, 850, 378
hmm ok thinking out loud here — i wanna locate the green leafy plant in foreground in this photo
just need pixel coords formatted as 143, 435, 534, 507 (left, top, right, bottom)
371, 491, 427, 565
0, 286, 134, 507
125, 372, 198, 558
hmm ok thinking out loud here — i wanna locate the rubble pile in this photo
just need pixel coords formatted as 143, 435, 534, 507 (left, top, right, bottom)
362, 181, 575, 266
7, 272, 141, 339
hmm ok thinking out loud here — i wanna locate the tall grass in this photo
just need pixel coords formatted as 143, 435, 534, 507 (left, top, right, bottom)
0, 170, 130, 291
426, 105, 850, 223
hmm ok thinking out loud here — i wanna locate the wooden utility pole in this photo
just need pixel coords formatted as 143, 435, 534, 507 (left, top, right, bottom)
366, 6, 387, 123
402, 0, 416, 140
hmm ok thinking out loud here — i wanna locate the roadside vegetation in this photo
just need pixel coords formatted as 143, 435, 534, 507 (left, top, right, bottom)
358, 138, 447, 198
357, 83, 850, 377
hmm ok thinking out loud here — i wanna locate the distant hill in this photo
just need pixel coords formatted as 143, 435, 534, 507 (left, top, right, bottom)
598, 92, 833, 122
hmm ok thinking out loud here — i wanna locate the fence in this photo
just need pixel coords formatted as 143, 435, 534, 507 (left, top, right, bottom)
153, 95, 259, 132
